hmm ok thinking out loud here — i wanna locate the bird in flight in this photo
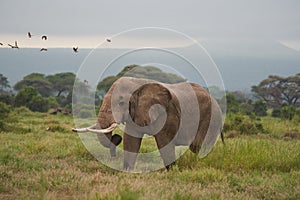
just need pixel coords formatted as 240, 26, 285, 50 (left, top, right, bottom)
73, 47, 78, 53
106, 38, 111, 42
42, 35, 47, 40
40, 48, 47, 51
28, 32, 33, 38
8, 41, 19, 49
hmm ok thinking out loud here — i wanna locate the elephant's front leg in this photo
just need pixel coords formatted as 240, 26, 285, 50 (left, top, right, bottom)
154, 134, 176, 170
123, 132, 142, 171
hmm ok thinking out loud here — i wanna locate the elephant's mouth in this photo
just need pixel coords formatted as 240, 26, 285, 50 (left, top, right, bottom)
72, 123, 118, 133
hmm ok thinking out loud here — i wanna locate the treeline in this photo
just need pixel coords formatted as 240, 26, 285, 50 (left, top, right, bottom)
0, 65, 186, 127
226, 73, 300, 119
0, 72, 77, 113
223, 73, 300, 137
0, 65, 299, 125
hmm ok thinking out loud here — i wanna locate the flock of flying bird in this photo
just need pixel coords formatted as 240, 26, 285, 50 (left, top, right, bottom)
0, 32, 112, 53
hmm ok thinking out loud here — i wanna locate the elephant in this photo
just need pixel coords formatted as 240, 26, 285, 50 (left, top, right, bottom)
72, 77, 224, 170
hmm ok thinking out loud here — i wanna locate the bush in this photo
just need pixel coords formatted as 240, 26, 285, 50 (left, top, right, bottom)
78, 109, 94, 118
0, 102, 11, 131
253, 100, 267, 116
28, 96, 50, 112
226, 93, 240, 113
271, 108, 281, 118
0, 94, 14, 105
14, 106, 31, 114
14, 86, 38, 108
224, 113, 266, 135
280, 105, 296, 120
47, 96, 59, 109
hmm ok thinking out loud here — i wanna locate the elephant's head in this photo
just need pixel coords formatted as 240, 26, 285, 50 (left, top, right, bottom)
98, 77, 176, 134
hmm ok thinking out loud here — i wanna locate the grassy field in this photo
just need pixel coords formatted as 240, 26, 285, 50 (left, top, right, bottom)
0, 109, 300, 199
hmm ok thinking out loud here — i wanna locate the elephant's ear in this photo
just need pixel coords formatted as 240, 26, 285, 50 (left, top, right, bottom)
129, 83, 172, 126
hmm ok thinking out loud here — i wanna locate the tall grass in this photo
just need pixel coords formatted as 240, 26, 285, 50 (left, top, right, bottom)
0, 110, 299, 199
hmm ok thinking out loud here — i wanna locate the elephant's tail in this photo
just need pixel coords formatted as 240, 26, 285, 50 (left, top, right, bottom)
220, 131, 225, 145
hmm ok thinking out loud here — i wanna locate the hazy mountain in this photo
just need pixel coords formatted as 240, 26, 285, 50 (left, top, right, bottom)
0, 39, 299, 91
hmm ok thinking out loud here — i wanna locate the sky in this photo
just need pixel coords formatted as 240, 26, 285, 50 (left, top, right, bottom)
0, 0, 300, 91
0, 0, 300, 49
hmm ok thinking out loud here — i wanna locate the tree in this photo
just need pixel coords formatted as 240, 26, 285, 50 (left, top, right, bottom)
252, 100, 267, 116
14, 86, 39, 108
0, 74, 11, 94
14, 73, 53, 97
0, 94, 14, 105
97, 65, 186, 94
14, 86, 55, 112
225, 93, 241, 113
252, 74, 300, 108
28, 96, 50, 112
46, 72, 75, 97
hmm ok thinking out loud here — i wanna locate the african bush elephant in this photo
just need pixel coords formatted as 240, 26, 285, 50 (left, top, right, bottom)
72, 77, 223, 170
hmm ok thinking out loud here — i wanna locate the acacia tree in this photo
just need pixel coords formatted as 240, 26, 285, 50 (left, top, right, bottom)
14, 73, 53, 97
46, 72, 75, 97
97, 65, 185, 94
252, 74, 300, 107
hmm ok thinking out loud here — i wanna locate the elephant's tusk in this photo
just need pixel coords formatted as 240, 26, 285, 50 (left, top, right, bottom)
72, 123, 118, 134
72, 124, 97, 132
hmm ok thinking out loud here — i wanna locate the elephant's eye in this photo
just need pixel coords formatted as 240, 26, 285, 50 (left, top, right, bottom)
119, 101, 125, 106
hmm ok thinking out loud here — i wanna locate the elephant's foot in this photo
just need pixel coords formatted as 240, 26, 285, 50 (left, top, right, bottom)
165, 161, 176, 171
123, 151, 139, 171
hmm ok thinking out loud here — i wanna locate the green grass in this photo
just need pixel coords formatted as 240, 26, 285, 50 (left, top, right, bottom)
0, 110, 300, 199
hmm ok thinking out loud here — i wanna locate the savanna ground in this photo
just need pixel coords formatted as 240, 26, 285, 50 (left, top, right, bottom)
0, 108, 300, 200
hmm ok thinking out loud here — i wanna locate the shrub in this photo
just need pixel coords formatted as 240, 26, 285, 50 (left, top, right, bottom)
28, 96, 50, 112
224, 113, 266, 135
226, 93, 240, 113
47, 96, 59, 109
0, 102, 11, 131
78, 109, 94, 118
280, 105, 296, 120
271, 108, 281, 118
0, 94, 14, 105
14, 86, 38, 108
253, 100, 267, 116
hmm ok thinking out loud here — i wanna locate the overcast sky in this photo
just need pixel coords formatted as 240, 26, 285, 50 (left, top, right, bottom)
0, 0, 300, 49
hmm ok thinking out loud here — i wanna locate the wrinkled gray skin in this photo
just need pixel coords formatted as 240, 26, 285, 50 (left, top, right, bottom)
95, 77, 223, 170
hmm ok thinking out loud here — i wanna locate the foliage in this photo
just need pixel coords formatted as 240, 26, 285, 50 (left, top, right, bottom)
27, 96, 50, 112
46, 72, 75, 97
97, 65, 186, 94
252, 73, 300, 107
13, 72, 76, 108
77, 109, 94, 119
14, 86, 39, 108
252, 99, 267, 116
14, 73, 53, 97
225, 92, 268, 117
0, 94, 14, 105
223, 113, 266, 135
271, 108, 281, 118
271, 105, 300, 121
223, 93, 241, 113
0, 73, 11, 93
280, 105, 296, 120
0, 102, 11, 131
14, 86, 57, 112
